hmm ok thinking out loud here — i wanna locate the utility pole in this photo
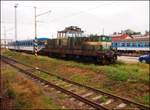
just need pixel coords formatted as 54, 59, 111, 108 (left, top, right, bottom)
4, 23, 6, 49
33, 6, 51, 56
14, 3, 18, 49
34, 6, 38, 56
34, 7, 37, 40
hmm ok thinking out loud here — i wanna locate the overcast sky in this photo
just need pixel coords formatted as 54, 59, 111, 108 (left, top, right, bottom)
1, 1, 149, 40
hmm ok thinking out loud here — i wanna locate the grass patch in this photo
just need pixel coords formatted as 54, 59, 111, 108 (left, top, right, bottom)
2, 50, 149, 83
135, 93, 150, 105
33, 71, 59, 82
42, 96, 60, 109
98, 63, 149, 83
143, 93, 150, 105
99, 96, 107, 102
2, 50, 150, 106
1, 63, 60, 109
70, 74, 90, 84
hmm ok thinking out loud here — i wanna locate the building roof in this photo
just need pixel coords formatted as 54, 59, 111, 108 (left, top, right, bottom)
119, 37, 150, 42
112, 32, 150, 42
112, 34, 131, 41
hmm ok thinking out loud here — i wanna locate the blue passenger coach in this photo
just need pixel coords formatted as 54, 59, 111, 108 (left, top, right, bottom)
112, 37, 150, 54
8, 38, 48, 52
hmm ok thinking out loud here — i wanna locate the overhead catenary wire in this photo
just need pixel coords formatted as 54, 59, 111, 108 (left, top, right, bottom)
1, 2, 115, 39
2, 2, 43, 9
48, 2, 114, 22
2, 2, 114, 24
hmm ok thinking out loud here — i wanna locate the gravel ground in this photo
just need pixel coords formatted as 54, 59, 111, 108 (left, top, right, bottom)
117, 56, 139, 63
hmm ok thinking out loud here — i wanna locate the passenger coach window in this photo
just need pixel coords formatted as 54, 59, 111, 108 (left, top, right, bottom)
121, 42, 125, 46
115, 42, 117, 47
127, 42, 130, 47
138, 43, 140, 47
137, 42, 142, 47
132, 42, 136, 47
145, 42, 149, 47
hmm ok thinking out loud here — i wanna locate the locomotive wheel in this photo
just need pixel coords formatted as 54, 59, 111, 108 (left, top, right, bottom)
96, 57, 101, 64
96, 57, 108, 65
101, 59, 106, 65
103, 59, 110, 65
110, 57, 116, 63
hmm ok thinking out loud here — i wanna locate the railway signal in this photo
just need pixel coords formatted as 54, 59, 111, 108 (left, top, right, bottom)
34, 38, 38, 56
34, 6, 51, 56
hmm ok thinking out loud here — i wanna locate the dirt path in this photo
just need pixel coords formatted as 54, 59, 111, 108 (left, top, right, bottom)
117, 56, 139, 63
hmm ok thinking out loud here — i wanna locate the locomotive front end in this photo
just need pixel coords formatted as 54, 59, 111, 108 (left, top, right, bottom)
95, 35, 117, 64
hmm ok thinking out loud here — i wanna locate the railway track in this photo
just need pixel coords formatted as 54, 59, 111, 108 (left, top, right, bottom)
1, 55, 149, 110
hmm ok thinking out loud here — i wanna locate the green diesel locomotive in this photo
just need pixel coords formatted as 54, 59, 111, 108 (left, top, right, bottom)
43, 26, 117, 64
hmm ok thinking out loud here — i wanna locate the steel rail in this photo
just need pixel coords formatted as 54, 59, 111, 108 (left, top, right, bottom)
1, 55, 150, 110
1, 57, 108, 110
